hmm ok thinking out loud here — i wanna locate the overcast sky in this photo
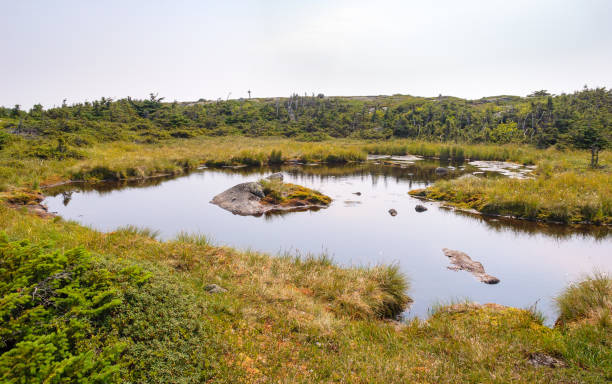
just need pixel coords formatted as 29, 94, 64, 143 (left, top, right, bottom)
1, 0, 611, 108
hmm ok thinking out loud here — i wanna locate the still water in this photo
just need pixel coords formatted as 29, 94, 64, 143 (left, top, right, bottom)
44, 161, 612, 323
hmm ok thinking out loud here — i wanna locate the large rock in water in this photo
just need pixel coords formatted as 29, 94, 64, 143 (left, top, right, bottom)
442, 248, 500, 284
211, 178, 331, 216
210, 182, 267, 216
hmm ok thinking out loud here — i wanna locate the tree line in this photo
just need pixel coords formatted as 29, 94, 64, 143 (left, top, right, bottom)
1, 87, 610, 165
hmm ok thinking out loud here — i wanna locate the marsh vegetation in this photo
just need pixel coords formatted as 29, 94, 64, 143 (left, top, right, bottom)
1, 90, 611, 383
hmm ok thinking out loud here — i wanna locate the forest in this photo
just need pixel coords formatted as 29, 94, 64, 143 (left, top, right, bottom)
1, 87, 610, 166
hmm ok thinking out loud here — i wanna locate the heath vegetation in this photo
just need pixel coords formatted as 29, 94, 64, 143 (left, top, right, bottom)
0, 205, 610, 383
0, 89, 611, 382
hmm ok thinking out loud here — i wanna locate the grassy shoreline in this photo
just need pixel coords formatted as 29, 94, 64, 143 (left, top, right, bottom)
0, 135, 607, 185
409, 169, 612, 225
1, 136, 610, 227
1, 204, 610, 383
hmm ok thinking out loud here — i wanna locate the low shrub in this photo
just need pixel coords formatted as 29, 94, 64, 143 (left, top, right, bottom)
0, 235, 125, 383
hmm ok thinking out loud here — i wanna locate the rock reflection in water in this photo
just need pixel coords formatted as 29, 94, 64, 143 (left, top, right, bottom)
44, 160, 612, 323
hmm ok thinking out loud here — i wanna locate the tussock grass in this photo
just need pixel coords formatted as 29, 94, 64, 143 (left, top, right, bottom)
285, 255, 410, 319
363, 141, 540, 164
556, 272, 612, 328
412, 169, 612, 224
427, 297, 473, 317
115, 225, 161, 240
1, 205, 611, 382
174, 231, 213, 247
1, 135, 611, 381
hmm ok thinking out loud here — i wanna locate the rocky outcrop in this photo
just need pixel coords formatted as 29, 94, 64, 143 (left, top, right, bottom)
442, 248, 500, 284
211, 176, 331, 216
211, 182, 267, 215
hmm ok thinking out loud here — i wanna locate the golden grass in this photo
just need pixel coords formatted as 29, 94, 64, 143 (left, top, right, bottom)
259, 179, 332, 206
412, 170, 612, 224
0, 204, 610, 382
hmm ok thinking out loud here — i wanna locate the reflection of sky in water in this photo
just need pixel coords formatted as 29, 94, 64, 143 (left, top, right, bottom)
45, 166, 612, 324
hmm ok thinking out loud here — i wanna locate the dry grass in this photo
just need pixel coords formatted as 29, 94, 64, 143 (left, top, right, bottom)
412, 170, 612, 224
0, 205, 610, 382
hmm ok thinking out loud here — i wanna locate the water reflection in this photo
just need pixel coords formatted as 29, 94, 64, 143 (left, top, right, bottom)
43, 161, 612, 323
46, 162, 611, 241
444, 208, 611, 241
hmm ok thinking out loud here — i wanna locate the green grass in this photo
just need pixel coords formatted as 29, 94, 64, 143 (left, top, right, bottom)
0, 205, 610, 383
115, 224, 161, 240
410, 169, 612, 225
555, 272, 612, 328
174, 231, 214, 247
0, 135, 611, 381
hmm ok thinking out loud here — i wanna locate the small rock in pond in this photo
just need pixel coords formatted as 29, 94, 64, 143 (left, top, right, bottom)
266, 172, 284, 181
388, 209, 397, 216
528, 353, 566, 368
353, 192, 362, 196
204, 284, 227, 294
442, 248, 500, 284
415, 204, 427, 212
435, 167, 449, 174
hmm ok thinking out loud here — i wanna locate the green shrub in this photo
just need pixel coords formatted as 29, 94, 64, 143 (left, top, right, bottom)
439, 146, 450, 162
170, 130, 196, 138
268, 149, 283, 164
0, 234, 124, 383
0, 131, 11, 150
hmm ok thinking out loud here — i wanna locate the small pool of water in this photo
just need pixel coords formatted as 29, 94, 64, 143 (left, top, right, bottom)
44, 161, 612, 324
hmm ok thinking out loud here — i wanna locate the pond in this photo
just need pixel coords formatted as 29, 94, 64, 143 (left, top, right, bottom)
44, 159, 612, 324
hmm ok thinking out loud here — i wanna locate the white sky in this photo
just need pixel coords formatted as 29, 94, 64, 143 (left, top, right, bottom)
1, 0, 611, 108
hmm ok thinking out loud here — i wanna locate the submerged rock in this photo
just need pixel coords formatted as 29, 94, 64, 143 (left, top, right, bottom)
266, 172, 284, 181
442, 248, 500, 284
353, 192, 362, 196
389, 209, 398, 216
415, 204, 427, 212
435, 167, 449, 174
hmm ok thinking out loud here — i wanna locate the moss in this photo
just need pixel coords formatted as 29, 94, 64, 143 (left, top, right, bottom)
1, 190, 44, 205
259, 180, 332, 206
